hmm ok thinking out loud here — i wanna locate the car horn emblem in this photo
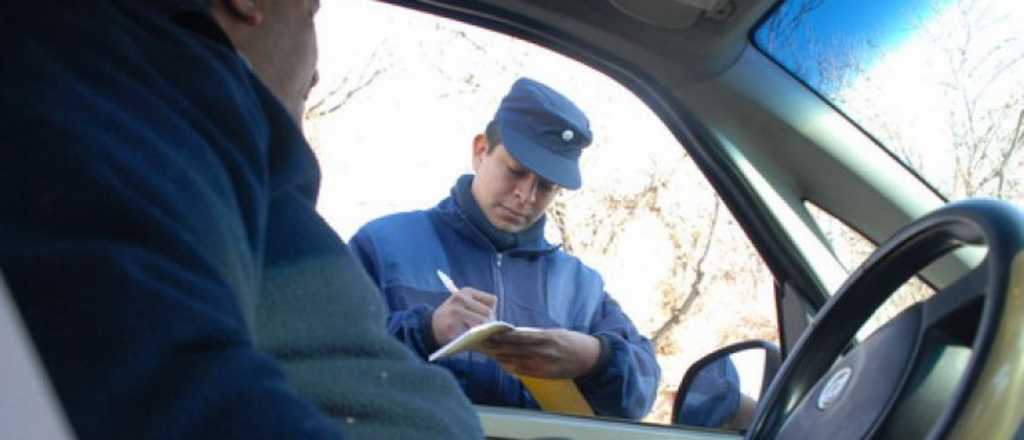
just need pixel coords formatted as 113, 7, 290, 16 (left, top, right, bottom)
817, 367, 853, 410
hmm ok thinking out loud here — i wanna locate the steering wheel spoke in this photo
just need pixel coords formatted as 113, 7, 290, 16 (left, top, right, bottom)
921, 262, 987, 341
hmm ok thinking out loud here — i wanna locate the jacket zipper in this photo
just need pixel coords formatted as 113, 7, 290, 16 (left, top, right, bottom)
493, 252, 508, 403
449, 205, 528, 404
494, 253, 504, 321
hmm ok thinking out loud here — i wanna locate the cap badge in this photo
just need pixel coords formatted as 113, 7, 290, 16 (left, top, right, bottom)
562, 129, 575, 142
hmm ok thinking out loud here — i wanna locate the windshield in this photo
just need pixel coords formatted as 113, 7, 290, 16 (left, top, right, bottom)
754, 0, 1024, 204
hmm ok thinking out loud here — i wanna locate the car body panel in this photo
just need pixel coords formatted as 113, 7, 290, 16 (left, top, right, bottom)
478, 405, 739, 440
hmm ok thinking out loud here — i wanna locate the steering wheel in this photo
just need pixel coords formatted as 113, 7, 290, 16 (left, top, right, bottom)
746, 199, 1024, 439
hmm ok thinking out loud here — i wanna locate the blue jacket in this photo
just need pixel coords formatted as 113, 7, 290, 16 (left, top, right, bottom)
351, 188, 661, 419
0, 2, 481, 439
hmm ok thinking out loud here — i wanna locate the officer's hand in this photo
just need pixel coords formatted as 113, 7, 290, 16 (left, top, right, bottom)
483, 329, 601, 379
431, 287, 497, 346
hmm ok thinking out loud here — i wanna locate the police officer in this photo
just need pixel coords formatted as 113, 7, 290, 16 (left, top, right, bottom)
351, 77, 660, 419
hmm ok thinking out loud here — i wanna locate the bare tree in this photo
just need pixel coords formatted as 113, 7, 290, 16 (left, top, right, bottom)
649, 198, 720, 351
547, 168, 736, 353
761, 0, 1023, 204
548, 170, 667, 258
835, 0, 1023, 201
757, 0, 827, 83
304, 45, 392, 120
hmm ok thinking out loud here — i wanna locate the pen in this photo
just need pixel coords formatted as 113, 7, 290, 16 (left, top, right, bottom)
436, 269, 496, 321
436, 269, 458, 294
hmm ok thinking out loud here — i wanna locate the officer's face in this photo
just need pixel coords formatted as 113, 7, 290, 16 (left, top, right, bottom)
471, 139, 560, 233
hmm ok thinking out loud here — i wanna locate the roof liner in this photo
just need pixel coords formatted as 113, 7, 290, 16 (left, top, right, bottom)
385, 0, 777, 83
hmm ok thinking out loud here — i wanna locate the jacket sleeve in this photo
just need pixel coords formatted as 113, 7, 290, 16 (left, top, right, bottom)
350, 230, 440, 359
0, 4, 346, 438
574, 293, 661, 419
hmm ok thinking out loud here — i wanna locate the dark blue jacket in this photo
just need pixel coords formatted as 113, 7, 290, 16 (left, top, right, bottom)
350, 189, 661, 419
0, 2, 481, 439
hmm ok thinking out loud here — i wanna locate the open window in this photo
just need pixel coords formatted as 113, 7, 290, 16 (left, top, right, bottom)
306, 1, 777, 430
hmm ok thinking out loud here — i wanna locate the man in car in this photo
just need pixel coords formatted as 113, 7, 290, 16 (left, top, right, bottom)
350, 78, 661, 419
0, 0, 481, 438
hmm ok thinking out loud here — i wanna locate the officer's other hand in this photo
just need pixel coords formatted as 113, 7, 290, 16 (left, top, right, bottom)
431, 287, 497, 346
483, 329, 600, 379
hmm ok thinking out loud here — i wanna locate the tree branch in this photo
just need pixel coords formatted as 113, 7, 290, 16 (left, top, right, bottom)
650, 198, 721, 347
307, 67, 386, 118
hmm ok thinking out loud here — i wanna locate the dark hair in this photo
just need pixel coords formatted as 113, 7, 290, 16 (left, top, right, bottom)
484, 120, 501, 153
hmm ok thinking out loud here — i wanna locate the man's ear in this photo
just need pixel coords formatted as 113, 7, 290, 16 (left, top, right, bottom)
220, 0, 264, 26
471, 134, 489, 172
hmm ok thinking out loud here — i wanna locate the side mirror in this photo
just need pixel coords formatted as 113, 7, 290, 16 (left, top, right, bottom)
672, 340, 782, 430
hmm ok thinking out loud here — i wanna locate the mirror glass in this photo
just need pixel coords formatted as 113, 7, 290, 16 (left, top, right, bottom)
674, 347, 768, 430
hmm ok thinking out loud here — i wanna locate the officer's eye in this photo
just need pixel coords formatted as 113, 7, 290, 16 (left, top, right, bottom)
507, 166, 527, 177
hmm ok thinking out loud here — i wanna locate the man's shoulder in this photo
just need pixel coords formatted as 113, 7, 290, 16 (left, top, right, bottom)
350, 208, 454, 277
356, 209, 433, 237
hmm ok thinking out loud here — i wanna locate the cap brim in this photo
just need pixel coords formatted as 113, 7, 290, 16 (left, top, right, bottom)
501, 126, 582, 190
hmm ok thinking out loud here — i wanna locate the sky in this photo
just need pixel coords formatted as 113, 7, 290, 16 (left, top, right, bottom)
754, 0, 952, 94
755, 0, 1023, 199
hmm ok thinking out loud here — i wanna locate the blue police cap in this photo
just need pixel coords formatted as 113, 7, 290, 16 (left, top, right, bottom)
493, 78, 592, 190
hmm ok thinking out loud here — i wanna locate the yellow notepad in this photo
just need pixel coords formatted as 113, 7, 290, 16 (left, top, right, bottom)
517, 375, 594, 416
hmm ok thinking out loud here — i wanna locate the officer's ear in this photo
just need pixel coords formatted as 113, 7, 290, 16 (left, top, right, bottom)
216, 0, 265, 26
471, 134, 489, 173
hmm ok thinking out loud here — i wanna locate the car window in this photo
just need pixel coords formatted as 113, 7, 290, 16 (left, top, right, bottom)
804, 202, 935, 338
305, 1, 776, 427
754, 0, 1024, 206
